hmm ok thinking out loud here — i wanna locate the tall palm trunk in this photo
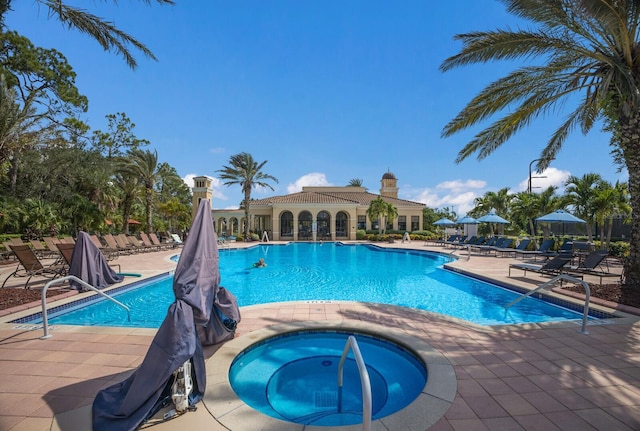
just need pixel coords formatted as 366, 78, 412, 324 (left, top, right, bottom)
620, 112, 640, 286
145, 188, 153, 234
243, 189, 251, 240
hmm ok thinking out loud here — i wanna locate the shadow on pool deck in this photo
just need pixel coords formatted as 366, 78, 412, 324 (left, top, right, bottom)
0, 241, 639, 431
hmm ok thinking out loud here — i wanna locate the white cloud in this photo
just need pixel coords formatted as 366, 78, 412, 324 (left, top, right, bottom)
436, 179, 486, 193
287, 173, 332, 193
407, 179, 486, 215
517, 167, 571, 192
209, 147, 225, 154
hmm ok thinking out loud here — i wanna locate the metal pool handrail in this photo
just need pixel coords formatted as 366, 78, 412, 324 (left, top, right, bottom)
337, 335, 372, 431
504, 273, 591, 334
40, 275, 130, 339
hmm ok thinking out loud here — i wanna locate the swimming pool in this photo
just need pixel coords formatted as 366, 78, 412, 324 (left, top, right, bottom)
28, 243, 595, 327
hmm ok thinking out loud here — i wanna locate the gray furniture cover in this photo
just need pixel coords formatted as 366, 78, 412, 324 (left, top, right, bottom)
69, 231, 123, 290
92, 199, 240, 431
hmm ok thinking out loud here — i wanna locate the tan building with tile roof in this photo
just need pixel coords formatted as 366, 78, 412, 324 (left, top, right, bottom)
210, 172, 426, 241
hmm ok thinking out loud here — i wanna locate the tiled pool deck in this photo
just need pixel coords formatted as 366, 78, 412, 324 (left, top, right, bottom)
0, 241, 639, 430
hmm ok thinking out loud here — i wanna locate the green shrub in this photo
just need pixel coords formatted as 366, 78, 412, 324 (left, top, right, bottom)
356, 229, 366, 240
605, 241, 629, 257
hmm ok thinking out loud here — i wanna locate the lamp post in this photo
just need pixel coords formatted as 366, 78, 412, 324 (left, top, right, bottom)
528, 158, 554, 193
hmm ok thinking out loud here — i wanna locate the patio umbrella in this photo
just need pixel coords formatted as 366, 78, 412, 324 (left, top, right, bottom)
456, 215, 479, 224
477, 210, 509, 225
536, 209, 586, 237
456, 215, 479, 237
478, 210, 509, 236
536, 209, 586, 224
434, 218, 456, 240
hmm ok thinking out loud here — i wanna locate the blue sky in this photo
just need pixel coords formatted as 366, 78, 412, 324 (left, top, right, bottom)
7, 1, 627, 215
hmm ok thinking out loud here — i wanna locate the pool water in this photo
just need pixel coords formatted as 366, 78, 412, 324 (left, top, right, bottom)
229, 331, 427, 426
39, 243, 589, 327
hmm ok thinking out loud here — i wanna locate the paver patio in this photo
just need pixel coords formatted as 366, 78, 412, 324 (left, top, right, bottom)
0, 241, 638, 430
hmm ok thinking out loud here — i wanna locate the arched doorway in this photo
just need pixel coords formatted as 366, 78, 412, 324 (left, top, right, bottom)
336, 211, 348, 238
298, 211, 313, 240
317, 211, 331, 240
280, 211, 293, 238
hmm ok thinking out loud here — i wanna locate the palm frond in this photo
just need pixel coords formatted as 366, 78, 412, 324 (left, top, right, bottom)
39, 0, 172, 68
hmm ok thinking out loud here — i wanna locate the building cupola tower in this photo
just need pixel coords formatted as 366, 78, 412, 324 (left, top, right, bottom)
380, 170, 398, 199
191, 176, 213, 220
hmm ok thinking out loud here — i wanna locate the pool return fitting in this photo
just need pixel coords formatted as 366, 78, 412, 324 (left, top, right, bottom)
338, 335, 372, 431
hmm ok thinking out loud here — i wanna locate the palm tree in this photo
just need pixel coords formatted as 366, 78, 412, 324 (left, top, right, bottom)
367, 197, 389, 234
120, 149, 161, 233
473, 188, 512, 236
510, 191, 540, 243
113, 171, 139, 234
536, 186, 568, 241
593, 181, 631, 248
3, 1, 174, 69
217, 152, 278, 240
347, 178, 364, 187
564, 173, 604, 241
440, 0, 640, 285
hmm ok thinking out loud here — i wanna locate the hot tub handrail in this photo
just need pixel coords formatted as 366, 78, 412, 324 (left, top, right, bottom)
504, 273, 590, 334
40, 275, 130, 339
337, 335, 372, 431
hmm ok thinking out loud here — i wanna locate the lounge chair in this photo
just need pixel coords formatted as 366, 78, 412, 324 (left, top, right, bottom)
565, 250, 622, 284
495, 238, 531, 258
170, 233, 184, 247
2, 241, 16, 259
115, 234, 139, 254
139, 232, 161, 252
425, 234, 456, 246
43, 237, 62, 257
540, 239, 573, 260
149, 233, 171, 249
471, 236, 497, 251
479, 237, 513, 256
56, 242, 76, 267
57, 241, 121, 275
441, 234, 463, 246
90, 234, 119, 261
1, 244, 67, 288
450, 235, 477, 248
9, 237, 26, 246
515, 238, 555, 260
29, 239, 57, 259
508, 254, 573, 278
126, 235, 155, 253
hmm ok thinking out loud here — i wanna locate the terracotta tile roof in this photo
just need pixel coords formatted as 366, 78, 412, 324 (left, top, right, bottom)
252, 191, 425, 207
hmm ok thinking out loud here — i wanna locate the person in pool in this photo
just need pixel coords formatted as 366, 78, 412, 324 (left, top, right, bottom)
253, 258, 267, 268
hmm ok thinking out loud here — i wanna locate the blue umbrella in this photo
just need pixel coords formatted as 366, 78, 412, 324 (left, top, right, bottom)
434, 217, 456, 226
477, 210, 509, 224
456, 215, 479, 224
433, 218, 456, 240
536, 209, 585, 224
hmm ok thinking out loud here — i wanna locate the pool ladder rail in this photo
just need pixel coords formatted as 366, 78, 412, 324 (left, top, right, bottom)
39, 275, 130, 339
504, 273, 591, 334
338, 335, 372, 431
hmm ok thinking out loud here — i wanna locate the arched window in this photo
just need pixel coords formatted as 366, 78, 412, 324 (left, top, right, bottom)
298, 211, 313, 239
317, 211, 331, 239
336, 212, 348, 237
219, 217, 227, 237
280, 211, 293, 237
